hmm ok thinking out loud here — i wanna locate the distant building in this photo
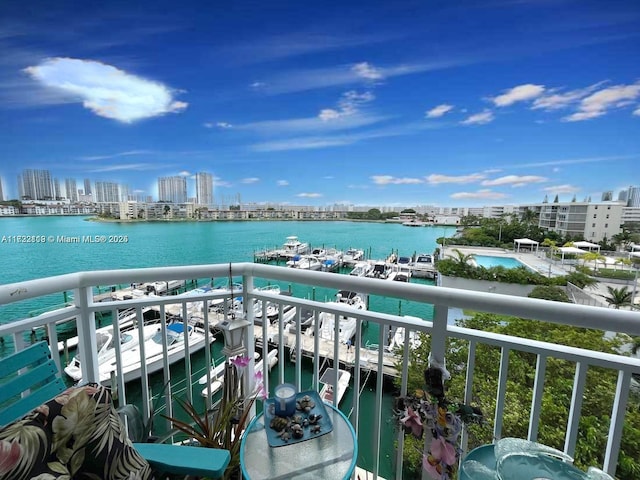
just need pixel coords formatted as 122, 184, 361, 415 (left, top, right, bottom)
158, 176, 187, 203
0, 177, 4, 201
18, 169, 54, 200
196, 172, 214, 205
84, 178, 92, 196
601, 191, 613, 202
65, 178, 78, 202
626, 186, 640, 208
94, 181, 121, 203
53, 178, 62, 200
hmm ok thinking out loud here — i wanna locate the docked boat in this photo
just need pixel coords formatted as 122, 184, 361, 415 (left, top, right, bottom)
65, 321, 210, 385
410, 253, 436, 279
286, 254, 322, 270
386, 320, 422, 352
368, 262, 390, 279
280, 236, 309, 257
402, 219, 426, 227
349, 261, 373, 277
319, 368, 351, 406
387, 269, 411, 282
318, 291, 367, 345
145, 280, 186, 295
342, 248, 364, 266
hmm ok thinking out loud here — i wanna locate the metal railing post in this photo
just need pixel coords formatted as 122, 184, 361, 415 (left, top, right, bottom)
73, 285, 99, 383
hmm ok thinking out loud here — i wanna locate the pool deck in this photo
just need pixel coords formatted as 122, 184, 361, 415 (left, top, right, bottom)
443, 246, 638, 308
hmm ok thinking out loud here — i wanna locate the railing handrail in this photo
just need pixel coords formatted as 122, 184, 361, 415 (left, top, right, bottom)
2, 262, 639, 336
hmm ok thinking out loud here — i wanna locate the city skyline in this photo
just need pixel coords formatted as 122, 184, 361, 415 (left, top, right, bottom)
1, 1, 639, 206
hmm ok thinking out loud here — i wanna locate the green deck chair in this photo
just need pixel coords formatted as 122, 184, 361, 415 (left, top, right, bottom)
0, 341, 230, 478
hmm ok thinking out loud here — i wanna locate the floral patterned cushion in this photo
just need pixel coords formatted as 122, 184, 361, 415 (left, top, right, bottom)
0, 383, 151, 480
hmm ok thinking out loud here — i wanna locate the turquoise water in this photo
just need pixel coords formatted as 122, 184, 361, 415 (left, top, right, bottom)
0, 216, 456, 477
474, 254, 525, 269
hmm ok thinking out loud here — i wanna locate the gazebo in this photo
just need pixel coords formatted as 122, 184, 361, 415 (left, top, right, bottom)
557, 246, 588, 264
514, 238, 539, 253
573, 241, 601, 253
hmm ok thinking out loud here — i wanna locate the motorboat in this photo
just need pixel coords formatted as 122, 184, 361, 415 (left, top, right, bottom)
66, 321, 210, 385
319, 368, 351, 406
200, 349, 278, 398
281, 236, 309, 257
402, 219, 426, 227
286, 255, 322, 270
318, 291, 367, 345
411, 253, 436, 279
342, 248, 364, 265
387, 270, 411, 282
386, 319, 422, 352
349, 261, 373, 277
367, 262, 390, 279
145, 280, 186, 295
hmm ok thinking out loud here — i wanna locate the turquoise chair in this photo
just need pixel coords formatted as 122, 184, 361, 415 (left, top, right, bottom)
0, 341, 230, 478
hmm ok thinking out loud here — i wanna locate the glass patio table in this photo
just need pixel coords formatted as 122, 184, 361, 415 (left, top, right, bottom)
240, 403, 357, 480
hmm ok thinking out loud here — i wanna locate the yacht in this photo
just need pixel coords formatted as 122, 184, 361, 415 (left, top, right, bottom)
386, 319, 422, 352
349, 261, 373, 277
319, 368, 351, 406
318, 291, 367, 345
65, 321, 209, 385
286, 254, 322, 270
411, 253, 436, 279
281, 236, 309, 257
342, 248, 364, 265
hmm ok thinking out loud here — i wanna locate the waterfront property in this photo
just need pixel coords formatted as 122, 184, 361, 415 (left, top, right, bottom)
1, 263, 639, 478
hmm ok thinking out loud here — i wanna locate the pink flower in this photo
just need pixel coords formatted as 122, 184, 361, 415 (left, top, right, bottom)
431, 436, 457, 466
0, 439, 21, 475
253, 370, 267, 400
400, 407, 423, 437
231, 355, 250, 369
423, 454, 444, 480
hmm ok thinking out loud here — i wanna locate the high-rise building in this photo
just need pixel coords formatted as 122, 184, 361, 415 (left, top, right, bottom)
94, 181, 121, 202
601, 191, 613, 202
196, 172, 214, 205
0, 177, 4, 201
53, 178, 62, 200
65, 178, 78, 202
627, 186, 640, 208
158, 176, 187, 203
84, 178, 92, 196
18, 169, 54, 200
618, 189, 629, 203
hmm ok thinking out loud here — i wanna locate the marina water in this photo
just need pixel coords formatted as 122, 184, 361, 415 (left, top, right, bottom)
0, 216, 456, 477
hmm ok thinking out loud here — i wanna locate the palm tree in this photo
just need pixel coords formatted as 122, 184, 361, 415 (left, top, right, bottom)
450, 249, 474, 265
602, 286, 633, 309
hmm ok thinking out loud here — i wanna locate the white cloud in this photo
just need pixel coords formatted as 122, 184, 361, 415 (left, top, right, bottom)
250, 81, 266, 89
81, 150, 153, 161
492, 84, 545, 107
297, 192, 323, 198
542, 184, 581, 194
563, 82, 640, 122
426, 173, 486, 184
24, 57, 187, 123
352, 62, 383, 81
450, 189, 508, 200
277, 180, 289, 186
241, 177, 260, 184
318, 90, 375, 122
532, 82, 607, 111
461, 110, 494, 125
425, 104, 453, 118
633, 106, 640, 116
216, 122, 233, 129
178, 170, 191, 177
89, 163, 158, 173
371, 175, 423, 185
481, 175, 548, 187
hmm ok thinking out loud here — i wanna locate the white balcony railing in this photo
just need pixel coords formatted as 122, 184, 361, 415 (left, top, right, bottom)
1, 262, 640, 478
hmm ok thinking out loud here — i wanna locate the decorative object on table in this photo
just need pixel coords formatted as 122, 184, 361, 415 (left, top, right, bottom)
461, 437, 616, 480
393, 355, 483, 480
265, 389, 333, 447
273, 383, 297, 417
163, 354, 266, 480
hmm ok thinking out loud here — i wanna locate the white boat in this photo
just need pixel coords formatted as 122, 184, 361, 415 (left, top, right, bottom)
286, 254, 322, 270
200, 349, 278, 397
386, 319, 422, 352
387, 270, 411, 282
146, 280, 186, 295
367, 262, 390, 279
281, 236, 309, 257
318, 291, 367, 345
411, 254, 436, 279
342, 248, 364, 265
350, 261, 373, 277
66, 321, 210, 385
402, 219, 426, 227
319, 368, 351, 406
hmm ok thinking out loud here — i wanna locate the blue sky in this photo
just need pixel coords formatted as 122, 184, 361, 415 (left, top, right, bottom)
1, 0, 639, 207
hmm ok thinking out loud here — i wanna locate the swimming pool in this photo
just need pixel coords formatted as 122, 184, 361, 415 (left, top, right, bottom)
473, 255, 527, 269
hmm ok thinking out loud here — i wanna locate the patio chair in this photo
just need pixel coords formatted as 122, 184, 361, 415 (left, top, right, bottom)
0, 341, 230, 479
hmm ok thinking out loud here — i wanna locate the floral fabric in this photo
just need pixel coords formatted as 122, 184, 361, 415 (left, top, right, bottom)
0, 384, 151, 480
